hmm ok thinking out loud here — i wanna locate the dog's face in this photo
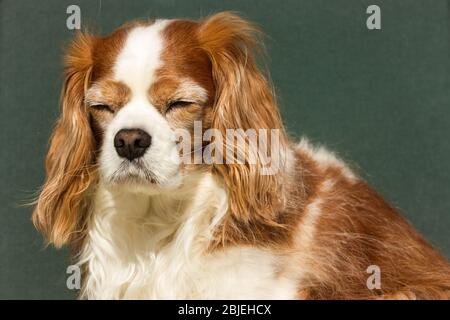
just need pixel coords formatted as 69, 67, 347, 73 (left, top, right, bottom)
33, 12, 287, 247
87, 20, 215, 193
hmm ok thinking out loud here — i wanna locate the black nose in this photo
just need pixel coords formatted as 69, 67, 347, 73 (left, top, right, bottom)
114, 129, 152, 161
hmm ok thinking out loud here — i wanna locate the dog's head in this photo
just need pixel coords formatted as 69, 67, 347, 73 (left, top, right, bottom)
33, 12, 288, 247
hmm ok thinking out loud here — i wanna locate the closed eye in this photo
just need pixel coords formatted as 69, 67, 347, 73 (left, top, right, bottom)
166, 100, 193, 112
90, 104, 114, 113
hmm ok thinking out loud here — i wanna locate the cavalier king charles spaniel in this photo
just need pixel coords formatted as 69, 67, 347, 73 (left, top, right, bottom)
33, 12, 450, 299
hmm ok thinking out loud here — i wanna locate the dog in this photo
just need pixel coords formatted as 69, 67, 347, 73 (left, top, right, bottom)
33, 12, 450, 299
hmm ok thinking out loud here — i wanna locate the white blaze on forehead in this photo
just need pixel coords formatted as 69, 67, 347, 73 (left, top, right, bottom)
100, 19, 181, 189
113, 20, 170, 96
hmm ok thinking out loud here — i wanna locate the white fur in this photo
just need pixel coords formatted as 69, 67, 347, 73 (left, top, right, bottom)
113, 20, 169, 96
297, 138, 356, 180
80, 21, 300, 299
294, 139, 357, 248
78, 173, 298, 299
99, 96, 182, 192
99, 20, 181, 193
295, 177, 337, 250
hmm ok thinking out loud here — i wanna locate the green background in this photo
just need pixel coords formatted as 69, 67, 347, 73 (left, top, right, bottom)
1, 0, 449, 299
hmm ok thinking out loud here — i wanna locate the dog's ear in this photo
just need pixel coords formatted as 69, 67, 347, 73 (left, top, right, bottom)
198, 12, 289, 235
33, 32, 97, 248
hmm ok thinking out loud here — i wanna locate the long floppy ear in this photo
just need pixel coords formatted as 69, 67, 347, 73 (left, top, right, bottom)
32, 32, 97, 248
198, 12, 290, 238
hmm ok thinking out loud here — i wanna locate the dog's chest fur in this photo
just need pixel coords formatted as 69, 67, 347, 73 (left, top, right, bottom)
78, 173, 299, 299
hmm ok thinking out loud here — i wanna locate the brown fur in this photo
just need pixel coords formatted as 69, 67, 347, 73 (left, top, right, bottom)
32, 32, 97, 248
197, 12, 450, 298
32, 25, 132, 249
292, 148, 450, 299
33, 12, 450, 299
196, 13, 294, 247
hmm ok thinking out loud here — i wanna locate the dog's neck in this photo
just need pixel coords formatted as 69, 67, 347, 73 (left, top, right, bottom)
77, 171, 229, 298
76, 147, 303, 299
89, 171, 227, 248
